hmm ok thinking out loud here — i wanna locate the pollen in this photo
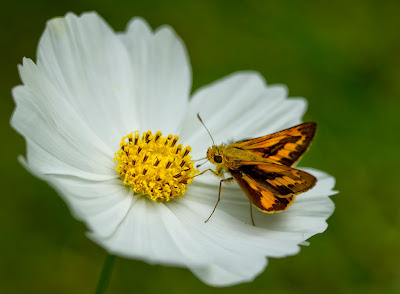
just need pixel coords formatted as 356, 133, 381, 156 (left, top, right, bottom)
114, 131, 198, 202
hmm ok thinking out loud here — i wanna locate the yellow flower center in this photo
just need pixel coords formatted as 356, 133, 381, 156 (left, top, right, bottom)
114, 131, 197, 202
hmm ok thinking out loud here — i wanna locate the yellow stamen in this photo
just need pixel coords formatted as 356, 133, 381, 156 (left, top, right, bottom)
114, 131, 198, 202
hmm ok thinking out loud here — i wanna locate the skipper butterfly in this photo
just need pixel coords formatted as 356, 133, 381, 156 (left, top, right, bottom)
196, 115, 317, 224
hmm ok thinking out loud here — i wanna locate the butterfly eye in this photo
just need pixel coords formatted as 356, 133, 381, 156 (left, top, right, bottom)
214, 155, 223, 163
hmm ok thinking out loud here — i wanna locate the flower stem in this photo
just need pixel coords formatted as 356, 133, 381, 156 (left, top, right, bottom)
95, 254, 116, 294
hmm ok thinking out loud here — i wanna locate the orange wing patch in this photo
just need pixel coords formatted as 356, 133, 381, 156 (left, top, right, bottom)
231, 171, 295, 212
230, 162, 316, 213
240, 162, 317, 198
231, 123, 316, 166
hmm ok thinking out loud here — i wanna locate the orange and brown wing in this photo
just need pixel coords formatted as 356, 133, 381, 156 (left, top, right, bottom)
231, 123, 317, 166
230, 162, 316, 213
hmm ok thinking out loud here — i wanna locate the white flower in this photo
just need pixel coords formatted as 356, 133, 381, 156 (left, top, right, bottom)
11, 12, 336, 287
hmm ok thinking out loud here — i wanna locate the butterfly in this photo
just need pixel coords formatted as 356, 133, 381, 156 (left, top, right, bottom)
196, 114, 317, 224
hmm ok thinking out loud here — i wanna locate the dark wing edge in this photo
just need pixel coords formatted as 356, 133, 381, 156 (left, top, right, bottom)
239, 163, 317, 198
229, 162, 317, 213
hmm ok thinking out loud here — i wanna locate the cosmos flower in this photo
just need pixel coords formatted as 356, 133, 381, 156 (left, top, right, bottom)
11, 12, 336, 287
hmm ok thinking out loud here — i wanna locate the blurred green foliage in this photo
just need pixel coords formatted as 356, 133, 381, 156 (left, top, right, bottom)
1, 0, 399, 293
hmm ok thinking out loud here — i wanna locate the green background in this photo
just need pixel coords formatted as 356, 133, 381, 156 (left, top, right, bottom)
1, 0, 399, 293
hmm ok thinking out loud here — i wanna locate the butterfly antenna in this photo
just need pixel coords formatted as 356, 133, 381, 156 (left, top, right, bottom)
192, 156, 207, 162
197, 113, 215, 145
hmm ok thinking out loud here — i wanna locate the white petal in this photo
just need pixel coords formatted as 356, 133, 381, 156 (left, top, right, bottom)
166, 196, 303, 286
180, 72, 307, 159
51, 176, 133, 238
23, 140, 115, 181
119, 17, 191, 135
89, 197, 213, 267
19, 156, 131, 238
11, 84, 115, 176
32, 12, 138, 151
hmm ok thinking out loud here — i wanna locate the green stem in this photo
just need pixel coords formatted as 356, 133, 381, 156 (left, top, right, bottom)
95, 254, 116, 294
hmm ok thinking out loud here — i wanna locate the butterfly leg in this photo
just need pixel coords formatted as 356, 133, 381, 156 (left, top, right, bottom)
193, 168, 219, 178
205, 177, 234, 223
249, 201, 255, 226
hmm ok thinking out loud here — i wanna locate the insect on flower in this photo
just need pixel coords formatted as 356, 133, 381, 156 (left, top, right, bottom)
197, 114, 317, 225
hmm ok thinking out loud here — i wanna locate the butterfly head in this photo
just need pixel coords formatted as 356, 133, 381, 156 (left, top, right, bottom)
206, 145, 225, 165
